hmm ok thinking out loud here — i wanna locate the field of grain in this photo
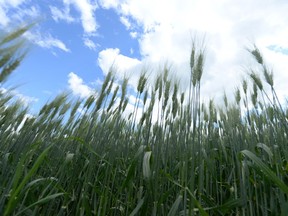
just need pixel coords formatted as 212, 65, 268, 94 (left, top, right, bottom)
1, 25, 288, 216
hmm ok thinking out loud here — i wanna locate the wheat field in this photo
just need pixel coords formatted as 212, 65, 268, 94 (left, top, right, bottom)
1, 25, 288, 216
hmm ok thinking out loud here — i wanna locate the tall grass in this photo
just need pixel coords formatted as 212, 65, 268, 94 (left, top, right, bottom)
1, 26, 288, 215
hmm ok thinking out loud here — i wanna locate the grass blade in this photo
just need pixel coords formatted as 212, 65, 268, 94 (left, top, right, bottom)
168, 194, 183, 216
241, 150, 288, 194
143, 151, 152, 179
129, 198, 144, 216
15, 193, 64, 216
4, 145, 53, 216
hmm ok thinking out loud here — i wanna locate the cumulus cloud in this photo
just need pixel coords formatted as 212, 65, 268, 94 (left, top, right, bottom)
98, 48, 141, 73
73, 0, 98, 34
68, 72, 93, 98
98, 0, 288, 104
98, 48, 142, 88
62, 0, 98, 34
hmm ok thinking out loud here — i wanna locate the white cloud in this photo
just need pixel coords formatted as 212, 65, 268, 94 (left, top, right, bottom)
50, 0, 98, 34
15, 92, 39, 106
50, 6, 75, 23
98, 0, 288, 104
98, 0, 119, 9
25, 31, 70, 52
68, 72, 93, 98
0, 87, 38, 106
11, 5, 40, 21
98, 48, 139, 74
0, 0, 37, 27
130, 31, 138, 39
0, 0, 27, 8
0, 7, 9, 26
63, 0, 98, 34
50, 0, 99, 51
98, 48, 120, 74
0, 0, 68, 56
120, 16, 131, 29
83, 37, 98, 50
98, 48, 142, 89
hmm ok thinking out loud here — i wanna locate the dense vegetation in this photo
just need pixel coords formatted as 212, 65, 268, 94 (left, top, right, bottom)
1, 25, 288, 216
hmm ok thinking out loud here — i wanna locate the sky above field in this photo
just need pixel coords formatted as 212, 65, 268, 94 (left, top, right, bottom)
1, 0, 288, 113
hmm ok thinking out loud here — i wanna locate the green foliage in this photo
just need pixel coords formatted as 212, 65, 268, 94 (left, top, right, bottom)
1, 27, 288, 215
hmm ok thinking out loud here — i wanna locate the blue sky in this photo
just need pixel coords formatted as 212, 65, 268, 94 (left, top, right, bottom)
1, 0, 288, 114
